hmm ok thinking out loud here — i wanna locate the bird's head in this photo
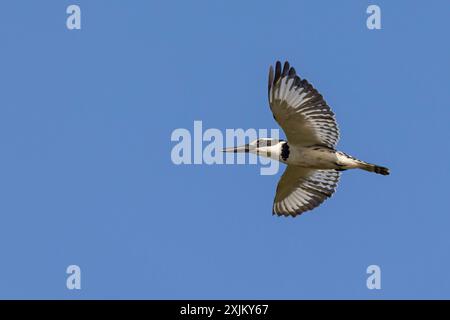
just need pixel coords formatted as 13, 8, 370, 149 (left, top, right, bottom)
221, 138, 283, 160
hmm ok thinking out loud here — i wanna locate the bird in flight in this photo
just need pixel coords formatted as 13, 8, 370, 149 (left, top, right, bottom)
223, 61, 389, 217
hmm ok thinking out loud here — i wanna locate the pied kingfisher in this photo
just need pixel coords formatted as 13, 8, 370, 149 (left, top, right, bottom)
223, 61, 389, 217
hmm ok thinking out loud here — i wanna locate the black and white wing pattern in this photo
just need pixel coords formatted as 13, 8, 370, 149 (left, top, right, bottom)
268, 61, 339, 149
273, 166, 340, 217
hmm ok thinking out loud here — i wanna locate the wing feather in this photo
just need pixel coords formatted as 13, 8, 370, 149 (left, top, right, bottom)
273, 166, 340, 217
268, 61, 340, 148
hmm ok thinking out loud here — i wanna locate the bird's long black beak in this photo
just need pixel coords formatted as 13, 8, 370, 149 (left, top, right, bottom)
221, 144, 252, 153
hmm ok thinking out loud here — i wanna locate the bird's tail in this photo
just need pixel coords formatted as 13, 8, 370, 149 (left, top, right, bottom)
358, 162, 390, 176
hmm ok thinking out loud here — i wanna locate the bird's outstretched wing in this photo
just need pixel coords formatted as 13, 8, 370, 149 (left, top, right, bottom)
268, 61, 339, 148
273, 166, 340, 216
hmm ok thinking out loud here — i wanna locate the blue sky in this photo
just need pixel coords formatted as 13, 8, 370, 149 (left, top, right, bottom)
1, 0, 450, 299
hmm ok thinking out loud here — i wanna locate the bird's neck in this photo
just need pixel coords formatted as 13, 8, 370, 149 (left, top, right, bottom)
252, 142, 286, 162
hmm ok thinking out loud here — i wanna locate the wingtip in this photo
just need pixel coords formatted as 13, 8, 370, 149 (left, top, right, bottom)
282, 61, 290, 76
268, 65, 274, 88
288, 66, 296, 76
272, 208, 304, 218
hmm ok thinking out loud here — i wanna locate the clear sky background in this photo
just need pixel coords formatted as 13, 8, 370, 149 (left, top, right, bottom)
1, 0, 449, 299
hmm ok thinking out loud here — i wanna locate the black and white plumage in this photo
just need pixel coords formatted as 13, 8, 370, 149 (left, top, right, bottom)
268, 61, 339, 149
273, 166, 340, 216
223, 61, 389, 217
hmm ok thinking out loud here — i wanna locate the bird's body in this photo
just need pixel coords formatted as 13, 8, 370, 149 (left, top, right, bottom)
223, 61, 389, 217
280, 143, 387, 173
282, 145, 340, 169
247, 140, 388, 174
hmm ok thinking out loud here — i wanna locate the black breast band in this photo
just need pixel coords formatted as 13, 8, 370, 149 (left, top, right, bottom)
281, 142, 290, 161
